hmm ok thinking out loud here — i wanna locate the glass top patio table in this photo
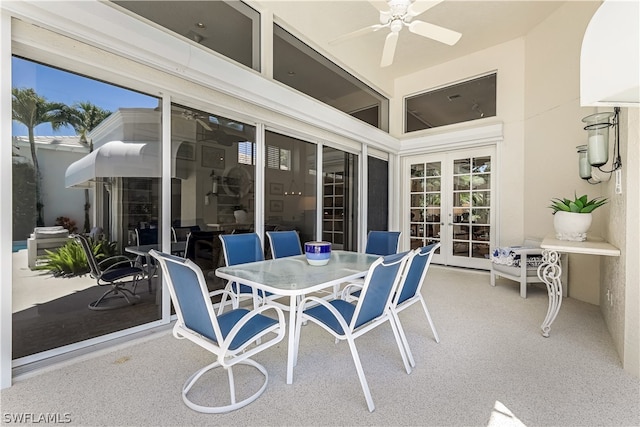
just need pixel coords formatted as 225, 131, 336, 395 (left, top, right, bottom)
215, 250, 380, 384
215, 250, 379, 295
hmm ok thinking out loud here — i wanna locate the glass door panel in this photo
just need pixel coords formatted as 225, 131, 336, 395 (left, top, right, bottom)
405, 148, 494, 269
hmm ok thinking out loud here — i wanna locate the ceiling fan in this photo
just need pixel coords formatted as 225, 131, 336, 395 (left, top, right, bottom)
181, 110, 213, 131
329, 0, 462, 67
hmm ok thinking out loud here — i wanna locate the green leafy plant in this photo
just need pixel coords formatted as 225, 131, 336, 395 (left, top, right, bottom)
549, 194, 607, 214
37, 240, 89, 277
36, 237, 119, 277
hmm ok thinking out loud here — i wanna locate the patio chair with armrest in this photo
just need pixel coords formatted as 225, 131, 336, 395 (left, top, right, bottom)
342, 244, 441, 359
72, 234, 144, 311
134, 227, 160, 292
389, 243, 441, 369
219, 233, 269, 313
171, 225, 201, 243
344, 230, 402, 292
266, 230, 302, 259
149, 250, 285, 413
365, 230, 401, 256
293, 252, 412, 412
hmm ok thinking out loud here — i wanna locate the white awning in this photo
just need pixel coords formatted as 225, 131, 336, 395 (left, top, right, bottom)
65, 140, 186, 188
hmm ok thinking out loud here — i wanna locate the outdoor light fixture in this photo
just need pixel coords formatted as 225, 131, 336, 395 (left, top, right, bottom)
578, 107, 622, 192
284, 179, 302, 196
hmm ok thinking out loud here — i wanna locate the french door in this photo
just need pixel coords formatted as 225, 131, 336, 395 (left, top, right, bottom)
403, 147, 495, 269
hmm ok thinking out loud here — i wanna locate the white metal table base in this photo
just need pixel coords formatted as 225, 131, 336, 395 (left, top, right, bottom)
537, 249, 564, 337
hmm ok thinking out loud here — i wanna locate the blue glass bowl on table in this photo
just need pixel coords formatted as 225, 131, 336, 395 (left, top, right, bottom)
304, 241, 332, 266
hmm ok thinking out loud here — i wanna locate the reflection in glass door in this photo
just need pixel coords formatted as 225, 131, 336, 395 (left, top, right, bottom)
407, 149, 494, 269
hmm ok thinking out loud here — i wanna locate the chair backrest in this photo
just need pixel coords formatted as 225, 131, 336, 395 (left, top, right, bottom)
352, 251, 409, 329
149, 250, 221, 344
395, 243, 440, 306
172, 225, 201, 242
365, 231, 401, 256
184, 230, 222, 263
266, 230, 302, 259
135, 228, 158, 246
72, 234, 102, 278
220, 233, 264, 266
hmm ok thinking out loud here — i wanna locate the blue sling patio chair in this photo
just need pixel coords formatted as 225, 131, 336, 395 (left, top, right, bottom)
266, 230, 302, 259
72, 234, 144, 311
293, 252, 412, 412
365, 230, 401, 256
219, 233, 270, 312
346, 230, 403, 291
149, 250, 285, 413
389, 243, 441, 370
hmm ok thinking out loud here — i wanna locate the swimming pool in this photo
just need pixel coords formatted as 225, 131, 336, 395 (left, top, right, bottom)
12, 241, 27, 252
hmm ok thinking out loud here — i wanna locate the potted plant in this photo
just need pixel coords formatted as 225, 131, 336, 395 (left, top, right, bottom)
549, 194, 607, 241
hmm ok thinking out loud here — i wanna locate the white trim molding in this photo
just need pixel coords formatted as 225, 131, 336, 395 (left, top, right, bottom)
399, 122, 504, 155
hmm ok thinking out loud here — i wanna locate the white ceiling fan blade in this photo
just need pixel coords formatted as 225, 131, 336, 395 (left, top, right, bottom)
407, 0, 444, 18
380, 32, 399, 67
329, 24, 386, 45
408, 20, 462, 45
196, 118, 212, 131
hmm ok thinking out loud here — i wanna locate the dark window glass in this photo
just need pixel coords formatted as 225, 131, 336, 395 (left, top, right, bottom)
274, 24, 388, 131
264, 131, 317, 248
405, 73, 497, 132
322, 147, 358, 250
113, 1, 260, 71
367, 156, 389, 232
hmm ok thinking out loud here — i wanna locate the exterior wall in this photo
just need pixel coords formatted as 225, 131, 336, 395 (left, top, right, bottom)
523, 1, 602, 305
39, 148, 89, 228
13, 139, 90, 232
394, 38, 527, 248
604, 110, 640, 376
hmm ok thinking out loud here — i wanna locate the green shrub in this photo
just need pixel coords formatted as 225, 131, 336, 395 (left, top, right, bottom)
37, 237, 120, 277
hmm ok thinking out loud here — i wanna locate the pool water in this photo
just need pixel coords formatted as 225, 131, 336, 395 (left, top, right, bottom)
12, 241, 27, 252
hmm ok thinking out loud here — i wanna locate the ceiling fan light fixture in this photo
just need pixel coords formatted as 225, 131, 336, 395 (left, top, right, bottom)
332, 0, 461, 67
390, 19, 404, 33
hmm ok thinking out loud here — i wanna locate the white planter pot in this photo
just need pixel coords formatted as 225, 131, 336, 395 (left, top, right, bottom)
553, 211, 592, 241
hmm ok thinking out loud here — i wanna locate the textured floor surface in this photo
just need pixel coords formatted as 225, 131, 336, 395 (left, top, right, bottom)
2, 266, 639, 426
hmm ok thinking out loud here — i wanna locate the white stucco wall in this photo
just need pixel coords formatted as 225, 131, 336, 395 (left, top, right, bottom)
394, 38, 527, 251
523, 1, 603, 305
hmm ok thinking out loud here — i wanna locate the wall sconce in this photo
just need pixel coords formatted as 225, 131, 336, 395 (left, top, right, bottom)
205, 170, 218, 205
578, 107, 622, 191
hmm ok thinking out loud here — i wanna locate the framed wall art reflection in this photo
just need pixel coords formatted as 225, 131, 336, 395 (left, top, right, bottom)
201, 146, 225, 169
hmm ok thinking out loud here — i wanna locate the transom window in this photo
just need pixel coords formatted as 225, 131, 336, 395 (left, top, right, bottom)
405, 73, 497, 132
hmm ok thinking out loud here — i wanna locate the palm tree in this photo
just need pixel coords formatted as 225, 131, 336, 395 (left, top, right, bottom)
64, 102, 112, 233
12, 88, 70, 226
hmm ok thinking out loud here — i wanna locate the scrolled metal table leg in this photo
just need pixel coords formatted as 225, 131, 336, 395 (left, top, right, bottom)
537, 249, 563, 337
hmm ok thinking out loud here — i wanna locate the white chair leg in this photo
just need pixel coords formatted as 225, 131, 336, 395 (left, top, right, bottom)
181, 359, 269, 414
346, 338, 375, 412
490, 271, 496, 286
419, 297, 440, 343
389, 314, 413, 373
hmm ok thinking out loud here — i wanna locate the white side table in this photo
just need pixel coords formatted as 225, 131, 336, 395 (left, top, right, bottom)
538, 234, 620, 337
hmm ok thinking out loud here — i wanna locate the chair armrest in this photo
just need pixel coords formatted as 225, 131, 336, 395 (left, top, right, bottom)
341, 283, 364, 301
218, 304, 285, 365
297, 295, 350, 334
99, 255, 137, 271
